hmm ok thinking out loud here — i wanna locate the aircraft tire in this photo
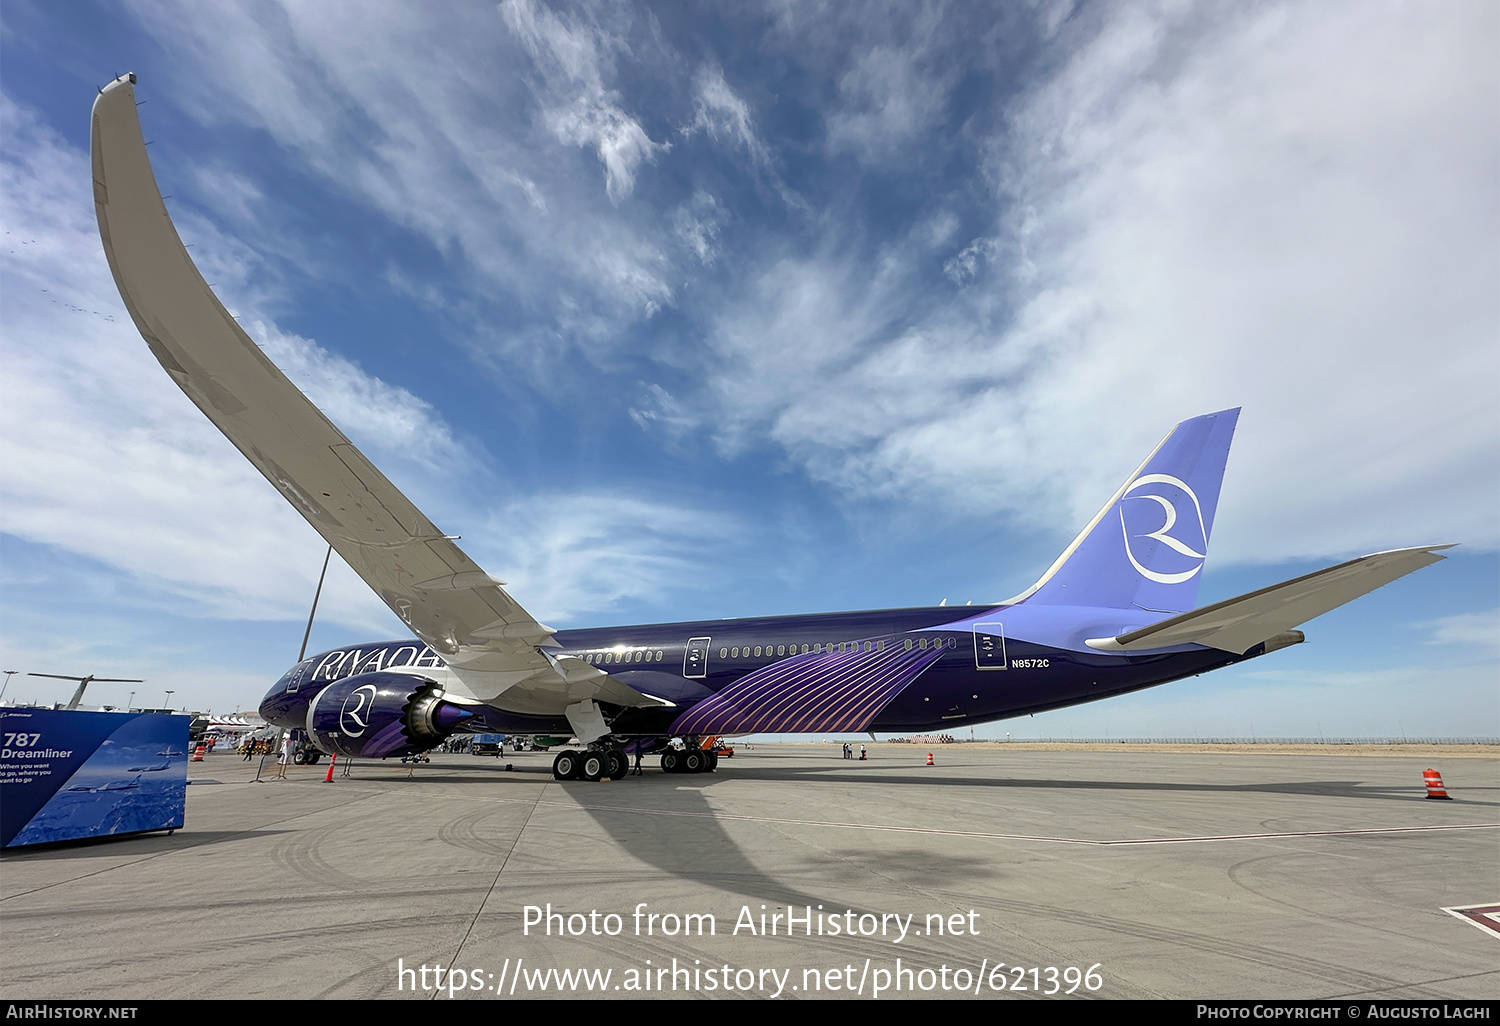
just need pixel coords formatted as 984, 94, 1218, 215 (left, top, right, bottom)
292, 749, 308, 765
606, 749, 628, 780
581, 752, 605, 782
683, 750, 705, 774
660, 751, 680, 773
706, 751, 718, 772
553, 752, 581, 780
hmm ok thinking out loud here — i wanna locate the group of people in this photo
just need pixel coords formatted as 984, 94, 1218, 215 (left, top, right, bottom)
238, 737, 276, 759
841, 742, 867, 761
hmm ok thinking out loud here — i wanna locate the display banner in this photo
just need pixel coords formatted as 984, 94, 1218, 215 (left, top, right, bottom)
1, 709, 189, 847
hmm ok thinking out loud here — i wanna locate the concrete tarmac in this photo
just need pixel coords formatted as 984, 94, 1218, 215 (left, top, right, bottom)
1, 743, 1495, 1001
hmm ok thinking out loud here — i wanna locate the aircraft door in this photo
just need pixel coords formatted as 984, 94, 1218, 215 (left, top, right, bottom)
683, 637, 711, 679
973, 623, 1007, 670
286, 660, 310, 693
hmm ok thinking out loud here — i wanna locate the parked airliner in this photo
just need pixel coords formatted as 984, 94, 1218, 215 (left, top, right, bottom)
90, 75, 1449, 781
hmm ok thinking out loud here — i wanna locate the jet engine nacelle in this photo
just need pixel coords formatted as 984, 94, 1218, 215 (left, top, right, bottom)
305, 672, 473, 759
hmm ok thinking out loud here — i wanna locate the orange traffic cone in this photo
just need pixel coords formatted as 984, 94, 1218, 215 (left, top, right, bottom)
926, 752, 934, 766
191, 743, 205, 762
1423, 769, 1452, 800
324, 754, 337, 782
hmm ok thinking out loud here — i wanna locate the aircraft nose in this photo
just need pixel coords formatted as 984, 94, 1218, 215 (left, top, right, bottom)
259, 663, 319, 728
257, 683, 285, 724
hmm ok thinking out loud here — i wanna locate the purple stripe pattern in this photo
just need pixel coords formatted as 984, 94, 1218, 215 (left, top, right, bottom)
669, 637, 945, 735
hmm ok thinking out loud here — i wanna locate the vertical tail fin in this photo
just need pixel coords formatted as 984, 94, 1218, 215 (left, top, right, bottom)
1016, 408, 1240, 613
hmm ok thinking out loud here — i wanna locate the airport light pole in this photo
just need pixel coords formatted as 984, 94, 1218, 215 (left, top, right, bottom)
163, 689, 174, 710
1, 670, 16, 703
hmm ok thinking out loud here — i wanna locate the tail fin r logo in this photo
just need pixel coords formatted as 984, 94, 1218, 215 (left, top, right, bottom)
1120, 474, 1208, 585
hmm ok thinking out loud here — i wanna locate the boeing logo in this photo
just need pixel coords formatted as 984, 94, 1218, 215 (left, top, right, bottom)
1119, 474, 1208, 585
340, 683, 379, 737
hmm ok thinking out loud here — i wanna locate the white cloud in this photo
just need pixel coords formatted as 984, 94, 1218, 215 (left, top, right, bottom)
122, 0, 677, 347
670, 191, 724, 265
472, 493, 739, 624
827, 44, 951, 161
1, 89, 733, 641
687, 65, 769, 167
1419, 608, 1500, 658
252, 324, 465, 470
696, 1, 1500, 562
500, 0, 666, 202
0, 99, 405, 634
943, 236, 998, 285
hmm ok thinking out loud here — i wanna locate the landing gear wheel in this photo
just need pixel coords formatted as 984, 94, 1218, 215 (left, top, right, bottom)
292, 749, 308, 765
706, 751, 718, 772
683, 750, 705, 774
660, 750, 680, 773
553, 751, 581, 780
606, 749, 628, 780
580, 752, 606, 782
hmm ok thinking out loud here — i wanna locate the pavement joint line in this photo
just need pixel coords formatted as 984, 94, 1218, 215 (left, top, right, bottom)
264, 782, 1500, 846
438, 779, 553, 998
1325, 966, 1500, 1000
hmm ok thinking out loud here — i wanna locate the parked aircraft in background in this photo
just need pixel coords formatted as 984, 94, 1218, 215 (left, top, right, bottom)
90, 75, 1449, 781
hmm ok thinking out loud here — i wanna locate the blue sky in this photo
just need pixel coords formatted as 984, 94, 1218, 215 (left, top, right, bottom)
1, 1, 1495, 737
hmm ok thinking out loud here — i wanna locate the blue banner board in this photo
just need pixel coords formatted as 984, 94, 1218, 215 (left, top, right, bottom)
1, 709, 189, 847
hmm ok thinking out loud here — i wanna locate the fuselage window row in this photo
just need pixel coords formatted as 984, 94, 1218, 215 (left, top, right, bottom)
578, 637, 958, 667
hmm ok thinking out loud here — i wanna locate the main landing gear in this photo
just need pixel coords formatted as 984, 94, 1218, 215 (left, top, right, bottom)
660, 747, 717, 774
552, 747, 629, 782
548, 740, 719, 779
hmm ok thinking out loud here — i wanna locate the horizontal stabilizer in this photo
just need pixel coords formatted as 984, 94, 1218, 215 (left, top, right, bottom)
1085, 545, 1453, 654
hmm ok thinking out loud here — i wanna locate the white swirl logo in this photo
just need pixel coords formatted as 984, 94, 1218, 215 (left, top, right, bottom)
1119, 474, 1207, 585
340, 683, 378, 737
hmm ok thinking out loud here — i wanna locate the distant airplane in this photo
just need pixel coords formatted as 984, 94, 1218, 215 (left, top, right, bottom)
27, 673, 144, 710
68, 775, 142, 793
90, 74, 1450, 781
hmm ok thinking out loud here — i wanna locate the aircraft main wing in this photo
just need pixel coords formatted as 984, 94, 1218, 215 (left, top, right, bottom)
90, 74, 651, 711
1085, 544, 1453, 654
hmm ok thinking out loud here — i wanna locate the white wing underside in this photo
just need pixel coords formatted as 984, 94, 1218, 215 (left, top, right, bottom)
1085, 545, 1452, 653
91, 75, 654, 715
